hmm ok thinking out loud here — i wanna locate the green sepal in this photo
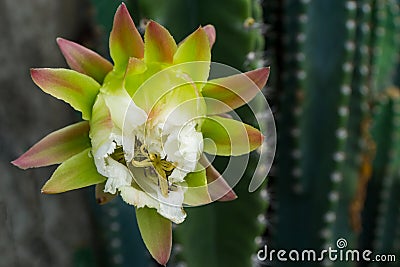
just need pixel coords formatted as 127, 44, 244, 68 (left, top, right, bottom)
183, 167, 211, 206
136, 207, 172, 266
30, 68, 100, 120
202, 116, 263, 156
12, 121, 90, 169
41, 148, 106, 194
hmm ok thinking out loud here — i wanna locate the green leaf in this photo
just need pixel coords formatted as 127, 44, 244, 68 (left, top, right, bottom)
201, 116, 263, 156
12, 121, 90, 169
136, 207, 172, 266
41, 148, 106, 194
109, 3, 144, 71
202, 67, 270, 114
30, 68, 101, 120
57, 38, 113, 83
144, 21, 177, 64
137, 0, 259, 70
173, 27, 211, 83
183, 168, 211, 206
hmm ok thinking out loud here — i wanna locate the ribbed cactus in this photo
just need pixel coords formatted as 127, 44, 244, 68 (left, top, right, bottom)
270, 0, 358, 258
265, 0, 400, 267
361, 89, 400, 267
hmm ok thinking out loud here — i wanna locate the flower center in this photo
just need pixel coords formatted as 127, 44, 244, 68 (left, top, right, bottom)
110, 145, 126, 165
131, 144, 176, 197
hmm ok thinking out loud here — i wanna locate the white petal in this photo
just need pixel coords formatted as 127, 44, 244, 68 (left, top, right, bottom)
103, 158, 133, 194
144, 126, 165, 156
123, 130, 136, 162
120, 184, 186, 224
116, 92, 147, 162
164, 131, 179, 161
104, 88, 147, 130
111, 128, 123, 146
122, 163, 187, 223
119, 185, 159, 208
94, 139, 117, 159
164, 122, 203, 178
157, 188, 186, 224
94, 156, 108, 177
168, 168, 187, 183
93, 128, 123, 160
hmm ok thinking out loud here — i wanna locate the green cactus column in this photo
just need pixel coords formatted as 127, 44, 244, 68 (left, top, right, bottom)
267, 1, 365, 266
276, 0, 357, 241
265, 0, 400, 266
359, 1, 400, 264
361, 89, 400, 267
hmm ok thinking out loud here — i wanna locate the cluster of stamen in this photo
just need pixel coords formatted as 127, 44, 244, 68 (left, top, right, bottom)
130, 144, 176, 197
110, 146, 126, 165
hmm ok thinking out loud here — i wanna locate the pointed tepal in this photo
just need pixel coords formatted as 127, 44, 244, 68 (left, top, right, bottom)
144, 21, 177, 64
41, 148, 106, 194
201, 116, 264, 156
57, 38, 113, 83
30, 68, 101, 120
199, 154, 237, 202
12, 121, 90, 169
109, 3, 144, 71
136, 207, 172, 266
202, 67, 270, 114
183, 168, 212, 206
203, 24, 216, 48
173, 26, 211, 83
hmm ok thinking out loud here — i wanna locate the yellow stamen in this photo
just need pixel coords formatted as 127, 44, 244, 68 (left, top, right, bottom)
131, 144, 176, 197
110, 146, 126, 164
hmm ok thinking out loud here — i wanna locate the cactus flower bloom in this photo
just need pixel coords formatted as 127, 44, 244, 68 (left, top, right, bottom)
12, 3, 269, 265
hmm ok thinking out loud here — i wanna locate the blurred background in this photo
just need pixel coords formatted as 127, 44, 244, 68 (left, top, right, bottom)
1, 0, 400, 267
